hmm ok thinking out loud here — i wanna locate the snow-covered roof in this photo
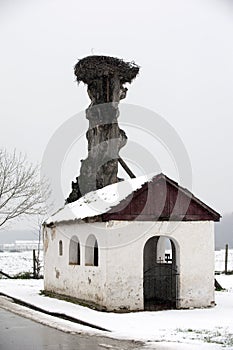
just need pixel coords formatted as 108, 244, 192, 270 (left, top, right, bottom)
45, 174, 155, 225
45, 172, 221, 225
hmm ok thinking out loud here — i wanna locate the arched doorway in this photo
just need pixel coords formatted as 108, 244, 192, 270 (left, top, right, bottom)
143, 236, 178, 310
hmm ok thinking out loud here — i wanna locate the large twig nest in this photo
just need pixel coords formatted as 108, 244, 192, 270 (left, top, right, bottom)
74, 55, 139, 85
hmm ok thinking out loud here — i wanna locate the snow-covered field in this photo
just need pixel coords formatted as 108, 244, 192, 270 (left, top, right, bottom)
215, 249, 233, 272
0, 250, 43, 276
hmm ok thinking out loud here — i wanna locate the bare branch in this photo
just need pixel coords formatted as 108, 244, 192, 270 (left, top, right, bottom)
0, 149, 51, 228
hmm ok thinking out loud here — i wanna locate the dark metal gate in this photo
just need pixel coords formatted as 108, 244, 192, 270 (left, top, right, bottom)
144, 262, 179, 311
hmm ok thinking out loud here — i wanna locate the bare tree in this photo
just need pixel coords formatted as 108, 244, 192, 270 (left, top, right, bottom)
0, 149, 50, 228
31, 214, 46, 278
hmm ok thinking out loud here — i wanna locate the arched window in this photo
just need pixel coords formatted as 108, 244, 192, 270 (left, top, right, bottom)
94, 240, 98, 267
59, 240, 63, 256
85, 234, 99, 266
69, 236, 80, 265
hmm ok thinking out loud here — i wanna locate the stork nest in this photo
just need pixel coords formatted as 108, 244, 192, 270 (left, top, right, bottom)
74, 55, 139, 85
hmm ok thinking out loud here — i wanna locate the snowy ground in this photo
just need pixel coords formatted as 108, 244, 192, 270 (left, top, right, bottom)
0, 250, 43, 276
0, 250, 233, 349
0, 275, 233, 349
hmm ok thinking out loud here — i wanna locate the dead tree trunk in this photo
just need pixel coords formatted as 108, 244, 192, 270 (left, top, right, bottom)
66, 56, 139, 203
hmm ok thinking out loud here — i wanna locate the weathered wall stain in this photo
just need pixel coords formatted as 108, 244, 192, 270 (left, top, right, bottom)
55, 268, 60, 279
43, 229, 49, 253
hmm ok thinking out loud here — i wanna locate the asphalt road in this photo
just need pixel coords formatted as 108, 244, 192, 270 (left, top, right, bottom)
0, 308, 147, 350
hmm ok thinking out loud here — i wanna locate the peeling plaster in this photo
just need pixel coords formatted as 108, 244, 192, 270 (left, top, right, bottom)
43, 229, 49, 253
51, 227, 56, 241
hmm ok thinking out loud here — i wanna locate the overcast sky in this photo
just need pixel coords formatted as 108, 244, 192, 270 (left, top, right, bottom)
0, 0, 233, 222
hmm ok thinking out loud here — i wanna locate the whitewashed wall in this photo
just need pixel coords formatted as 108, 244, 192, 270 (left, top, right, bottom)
43, 220, 215, 311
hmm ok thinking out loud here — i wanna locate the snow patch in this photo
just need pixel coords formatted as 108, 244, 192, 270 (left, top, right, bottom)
46, 174, 155, 224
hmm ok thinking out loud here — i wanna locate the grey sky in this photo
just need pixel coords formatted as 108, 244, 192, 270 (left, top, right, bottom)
0, 0, 233, 221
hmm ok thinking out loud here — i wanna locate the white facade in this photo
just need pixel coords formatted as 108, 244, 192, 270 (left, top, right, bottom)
43, 220, 215, 311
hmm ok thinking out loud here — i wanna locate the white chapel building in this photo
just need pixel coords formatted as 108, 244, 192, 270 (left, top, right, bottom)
43, 173, 220, 311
